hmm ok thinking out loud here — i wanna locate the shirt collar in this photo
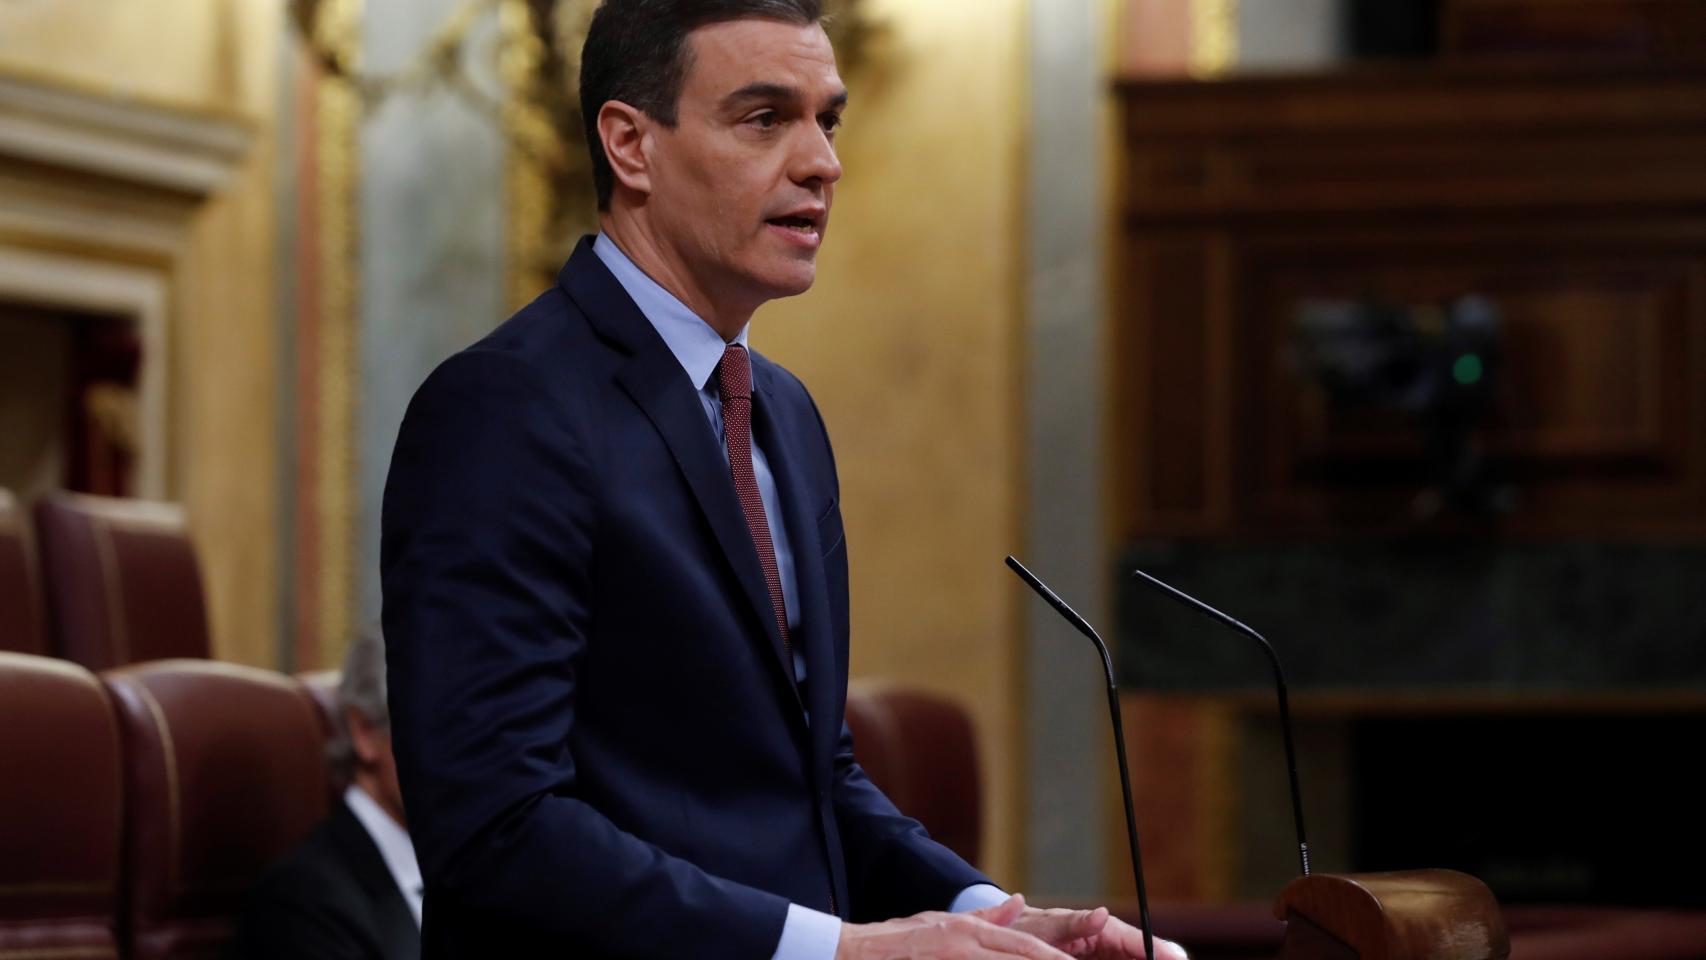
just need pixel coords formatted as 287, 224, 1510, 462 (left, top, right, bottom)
343, 784, 423, 927
593, 231, 750, 392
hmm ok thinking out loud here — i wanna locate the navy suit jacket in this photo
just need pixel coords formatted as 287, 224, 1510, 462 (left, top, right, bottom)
381, 238, 990, 959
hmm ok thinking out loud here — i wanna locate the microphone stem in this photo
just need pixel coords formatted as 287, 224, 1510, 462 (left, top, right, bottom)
1131, 569, 1311, 877
1107, 681, 1156, 960
1005, 557, 1157, 960
1273, 674, 1311, 877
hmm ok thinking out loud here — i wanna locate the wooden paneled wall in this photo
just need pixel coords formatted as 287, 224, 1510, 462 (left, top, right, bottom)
1113, 64, 1706, 543
1111, 63, 1706, 899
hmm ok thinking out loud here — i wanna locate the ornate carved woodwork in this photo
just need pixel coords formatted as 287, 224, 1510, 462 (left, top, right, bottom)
1112, 62, 1706, 911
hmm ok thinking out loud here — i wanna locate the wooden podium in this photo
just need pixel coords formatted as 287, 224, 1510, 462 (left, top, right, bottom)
1272, 870, 1507, 960
1004, 558, 1513, 960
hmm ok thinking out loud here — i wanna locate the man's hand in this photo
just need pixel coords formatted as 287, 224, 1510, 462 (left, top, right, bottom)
1005, 902, 1190, 960
834, 895, 1078, 960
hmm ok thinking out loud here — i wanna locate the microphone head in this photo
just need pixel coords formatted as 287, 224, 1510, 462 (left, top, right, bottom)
1005, 556, 1093, 639
1005, 556, 1115, 679
1004, 554, 1040, 587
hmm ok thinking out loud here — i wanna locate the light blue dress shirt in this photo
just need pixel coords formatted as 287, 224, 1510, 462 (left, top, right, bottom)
592, 233, 1006, 960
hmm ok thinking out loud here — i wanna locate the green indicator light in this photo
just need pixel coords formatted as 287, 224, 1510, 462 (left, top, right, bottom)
1454, 353, 1484, 386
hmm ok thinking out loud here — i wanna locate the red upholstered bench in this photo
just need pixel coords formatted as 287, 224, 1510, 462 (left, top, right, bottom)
103, 660, 329, 960
0, 652, 124, 959
35, 493, 211, 670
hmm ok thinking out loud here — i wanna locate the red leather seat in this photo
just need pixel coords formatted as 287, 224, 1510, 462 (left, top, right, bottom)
0, 652, 124, 958
35, 493, 210, 669
0, 490, 47, 655
103, 660, 329, 960
844, 683, 983, 869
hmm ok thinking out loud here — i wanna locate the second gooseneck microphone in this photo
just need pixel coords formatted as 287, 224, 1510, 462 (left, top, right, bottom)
1129, 568, 1311, 878
1006, 556, 1155, 960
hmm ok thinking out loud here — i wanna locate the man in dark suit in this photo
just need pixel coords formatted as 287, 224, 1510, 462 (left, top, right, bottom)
233, 629, 420, 960
381, 2, 1181, 958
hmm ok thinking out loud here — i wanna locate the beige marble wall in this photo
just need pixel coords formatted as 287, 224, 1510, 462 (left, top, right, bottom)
0, 0, 283, 668
754, 0, 1029, 886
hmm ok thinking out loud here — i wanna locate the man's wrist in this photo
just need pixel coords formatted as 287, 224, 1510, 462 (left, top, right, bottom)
948, 883, 1010, 913
771, 901, 843, 960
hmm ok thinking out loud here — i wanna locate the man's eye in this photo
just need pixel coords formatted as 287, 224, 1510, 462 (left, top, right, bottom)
747, 111, 781, 129
820, 113, 843, 135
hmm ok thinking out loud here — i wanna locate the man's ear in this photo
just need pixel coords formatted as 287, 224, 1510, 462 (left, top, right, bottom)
598, 100, 654, 199
346, 707, 385, 766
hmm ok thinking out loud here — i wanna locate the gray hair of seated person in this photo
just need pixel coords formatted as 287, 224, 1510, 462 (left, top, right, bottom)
326, 626, 389, 781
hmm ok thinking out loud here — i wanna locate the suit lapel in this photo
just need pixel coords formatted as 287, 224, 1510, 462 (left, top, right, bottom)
559, 241, 802, 710
751, 364, 839, 777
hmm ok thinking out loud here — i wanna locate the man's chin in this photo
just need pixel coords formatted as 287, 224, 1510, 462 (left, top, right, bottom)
751, 261, 819, 301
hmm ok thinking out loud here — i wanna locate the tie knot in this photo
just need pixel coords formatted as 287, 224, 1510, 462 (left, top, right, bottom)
717, 343, 751, 401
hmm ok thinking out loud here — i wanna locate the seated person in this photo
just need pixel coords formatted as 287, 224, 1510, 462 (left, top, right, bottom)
232, 629, 420, 960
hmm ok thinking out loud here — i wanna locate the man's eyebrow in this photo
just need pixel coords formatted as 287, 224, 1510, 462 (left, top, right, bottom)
720, 82, 850, 111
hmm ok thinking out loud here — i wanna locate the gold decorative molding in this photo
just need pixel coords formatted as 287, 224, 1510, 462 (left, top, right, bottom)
499, 0, 598, 309
0, 69, 251, 504
0, 69, 251, 197
312, 0, 363, 666
0, 61, 252, 130
0, 240, 175, 501
1189, 0, 1238, 78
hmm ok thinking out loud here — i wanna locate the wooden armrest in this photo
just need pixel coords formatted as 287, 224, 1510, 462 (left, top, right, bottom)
1274, 870, 1509, 960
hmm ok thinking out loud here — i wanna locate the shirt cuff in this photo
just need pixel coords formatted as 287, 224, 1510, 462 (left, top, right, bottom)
771, 902, 843, 960
949, 883, 1011, 913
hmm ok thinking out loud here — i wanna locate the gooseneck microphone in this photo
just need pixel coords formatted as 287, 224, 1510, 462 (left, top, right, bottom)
1006, 556, 1154, 960
1128, 568, 1311, 878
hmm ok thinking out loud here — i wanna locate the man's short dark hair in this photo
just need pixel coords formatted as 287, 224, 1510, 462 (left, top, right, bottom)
580, 0, 825, 211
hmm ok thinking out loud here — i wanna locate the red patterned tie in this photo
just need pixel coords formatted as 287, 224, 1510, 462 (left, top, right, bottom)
717, 344, 791, 656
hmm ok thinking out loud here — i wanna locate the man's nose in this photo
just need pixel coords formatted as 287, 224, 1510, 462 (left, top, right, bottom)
792, 125, 843, 186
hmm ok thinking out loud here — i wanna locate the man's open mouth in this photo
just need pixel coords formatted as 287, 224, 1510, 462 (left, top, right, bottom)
768, 216, 818, 233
